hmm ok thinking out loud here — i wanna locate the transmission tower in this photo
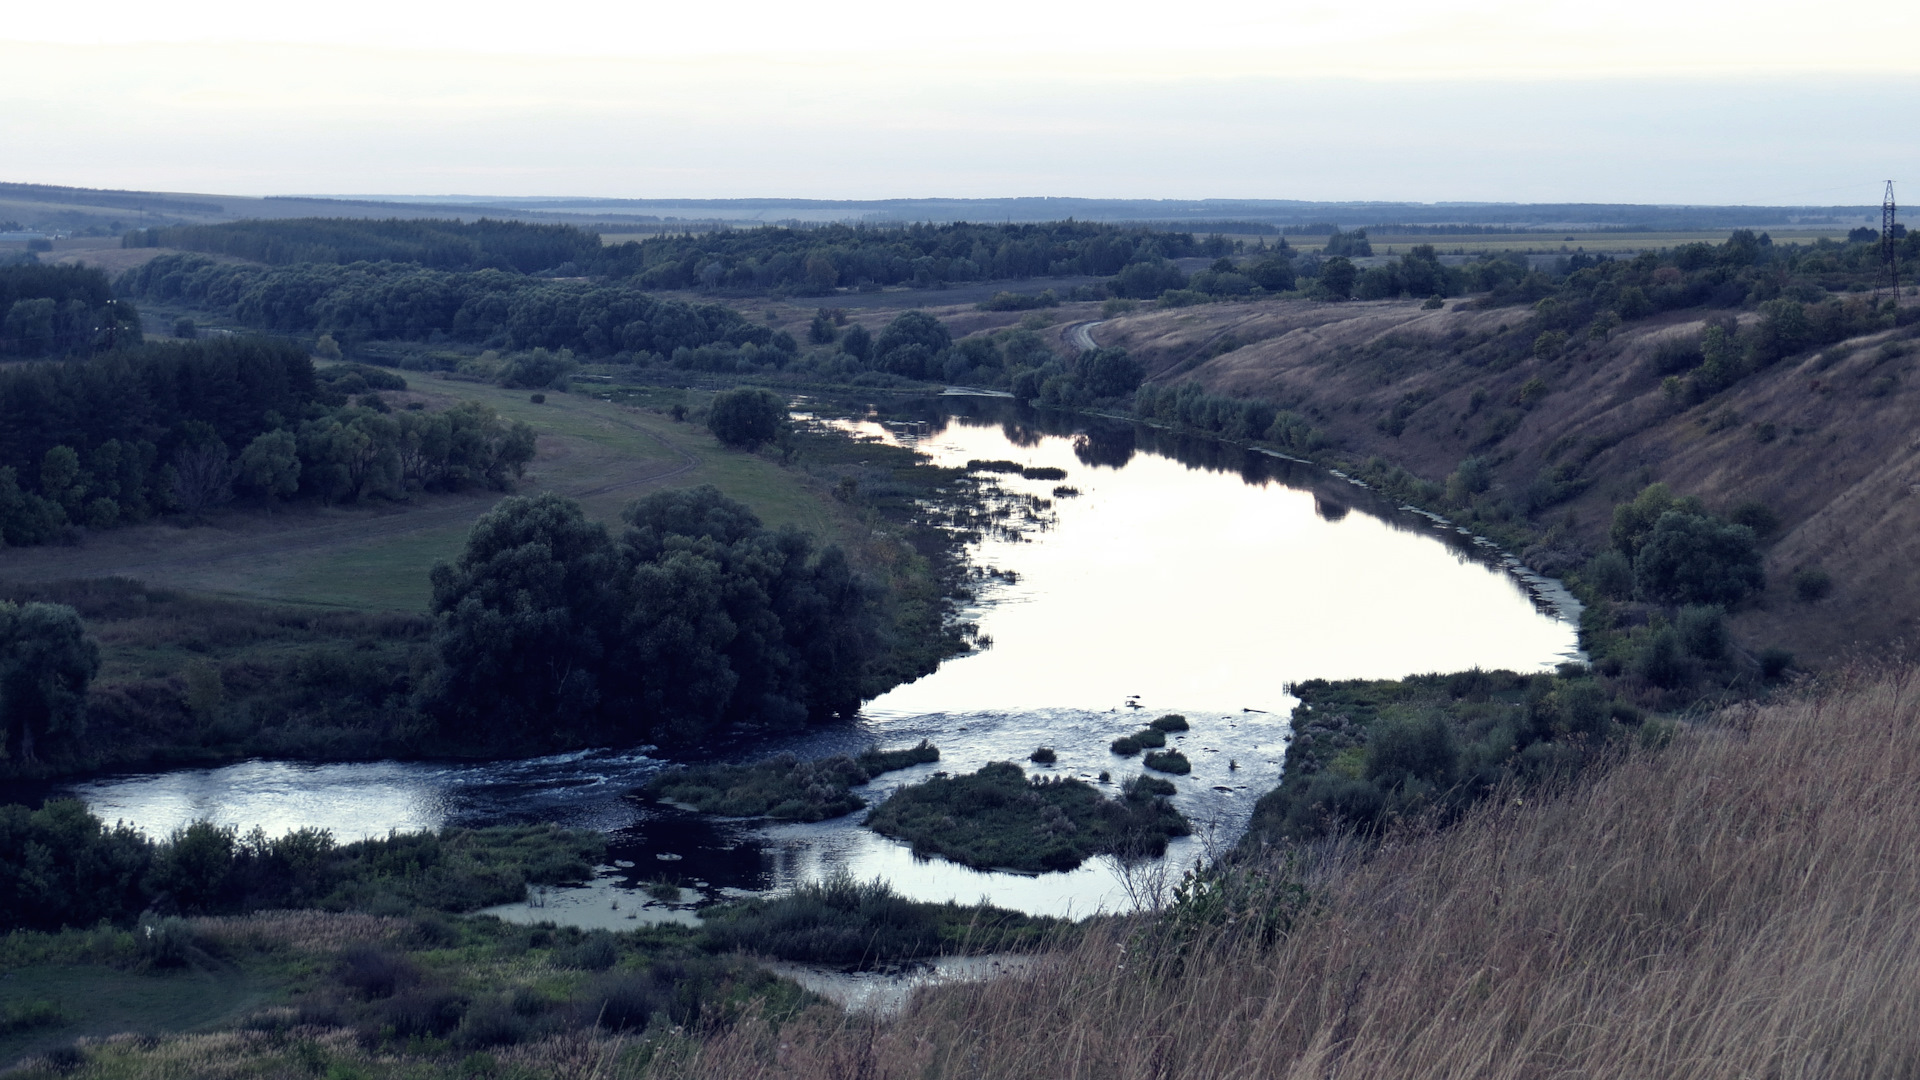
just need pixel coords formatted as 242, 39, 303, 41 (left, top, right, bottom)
1883, 180, 1900, 306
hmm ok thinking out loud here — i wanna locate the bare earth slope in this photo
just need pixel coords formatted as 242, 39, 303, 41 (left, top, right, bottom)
1096, 297, 1920, 664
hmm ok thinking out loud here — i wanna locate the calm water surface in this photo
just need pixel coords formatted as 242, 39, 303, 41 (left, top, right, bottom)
69, 401, 1580, 918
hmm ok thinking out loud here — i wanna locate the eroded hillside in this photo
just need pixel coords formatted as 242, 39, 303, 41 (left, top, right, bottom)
1093, 295, 1920, 664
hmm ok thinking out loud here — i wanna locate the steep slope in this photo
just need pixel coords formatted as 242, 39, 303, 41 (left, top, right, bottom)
1096, 295, 1920, 664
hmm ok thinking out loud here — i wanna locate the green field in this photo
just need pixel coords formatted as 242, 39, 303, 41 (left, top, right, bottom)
0, 373, 858, 613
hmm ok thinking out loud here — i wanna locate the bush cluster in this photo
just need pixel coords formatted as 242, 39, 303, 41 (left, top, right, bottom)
642, 741, 938, 821
864, 761, 1191, 872
1245, 668, 1653, 843
0, 799, 602, 931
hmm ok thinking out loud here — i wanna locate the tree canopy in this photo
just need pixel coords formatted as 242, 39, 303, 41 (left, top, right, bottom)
118, 255, 770, 359
0, 601, 100, 763
707, 387, 788, 448
124, 217, 602, 274
1, 264, 141, 358
426, 487, 880, 748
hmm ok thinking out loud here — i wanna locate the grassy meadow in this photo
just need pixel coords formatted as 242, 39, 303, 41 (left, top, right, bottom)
0, 372, 858, 613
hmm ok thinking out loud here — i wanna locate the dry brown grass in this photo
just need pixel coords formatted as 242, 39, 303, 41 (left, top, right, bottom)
669, 664, 1920, 1079
1098, 293, 1920, 665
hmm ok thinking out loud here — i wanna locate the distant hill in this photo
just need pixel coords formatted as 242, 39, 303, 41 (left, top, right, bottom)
0, 180, 1881, 235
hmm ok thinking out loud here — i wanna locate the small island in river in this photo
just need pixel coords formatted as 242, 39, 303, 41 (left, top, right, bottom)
864, 762, 1190, 872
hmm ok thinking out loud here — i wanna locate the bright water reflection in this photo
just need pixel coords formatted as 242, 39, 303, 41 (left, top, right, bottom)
68, 400, 1580, 918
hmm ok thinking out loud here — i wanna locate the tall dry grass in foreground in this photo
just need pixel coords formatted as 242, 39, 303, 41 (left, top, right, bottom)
680, 667, 1920, 1080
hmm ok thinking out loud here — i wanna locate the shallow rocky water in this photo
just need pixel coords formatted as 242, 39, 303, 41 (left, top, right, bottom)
68, 399, 1580, 919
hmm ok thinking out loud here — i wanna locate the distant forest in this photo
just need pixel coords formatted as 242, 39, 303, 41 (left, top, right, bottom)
1, 264, 142, 358
118, 254, 776, 357
593, 220, 1224, 293
0, 339, 534, 546
121, 216, 1228, 295
123, 218, 602, 274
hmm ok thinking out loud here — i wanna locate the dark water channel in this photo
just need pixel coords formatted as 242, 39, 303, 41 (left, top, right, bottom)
66, 399, 1580, 921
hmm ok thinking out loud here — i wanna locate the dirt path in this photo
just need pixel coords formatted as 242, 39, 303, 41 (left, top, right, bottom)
1065, 320, 1104, 352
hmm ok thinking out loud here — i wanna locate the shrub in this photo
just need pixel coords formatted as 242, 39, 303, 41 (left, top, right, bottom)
1583, 550, 1635, 601
694, 872, 1035, 967
1676, 605, 1729, 661
706, 387, 787, 448
1150, 714, 1189, 732
338, 945, 421, 999
643, 742, 936, 822
453, 998, 531, 1049
1125, 774, 1176, 798
529, 393, 545, 404
1144, 750, 1191, 774
1760, 648, 1795, 679
1363, 714, 1460, 791
1792, 566, 1833, 602
555, 931, 619, 971
379, 989, 468, 1039
1633, 626, 1690, 688
579, 972, 661, 1031
1029, 747, 1056, 764
1727, 499, 1780, 539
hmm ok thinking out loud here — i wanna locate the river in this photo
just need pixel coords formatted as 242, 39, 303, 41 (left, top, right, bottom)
66, 398, 1580, 921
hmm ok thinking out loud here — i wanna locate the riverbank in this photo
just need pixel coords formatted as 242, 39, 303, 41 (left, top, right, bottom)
1092, 293, 1920, 669
15, 663, 1916, 1078
0, 401, 997, 779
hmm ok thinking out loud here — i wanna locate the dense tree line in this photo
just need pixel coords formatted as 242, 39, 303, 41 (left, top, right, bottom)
0, 798, 599, 931
123, 217, 603, 274
0, 339, 534, 545
118, 254, 770, 358
598, 221, 1208, 294
425, 487, 881, 748
0, 264, 142, 357
1133, 382, 1327, 455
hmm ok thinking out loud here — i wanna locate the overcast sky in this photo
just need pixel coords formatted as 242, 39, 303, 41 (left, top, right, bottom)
3, 0, 1916, 204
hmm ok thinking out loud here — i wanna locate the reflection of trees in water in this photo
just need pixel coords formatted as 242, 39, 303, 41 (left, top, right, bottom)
1071, 426, 1135, 469
1000, 420, 1044, 448
931, 397, 1490, 556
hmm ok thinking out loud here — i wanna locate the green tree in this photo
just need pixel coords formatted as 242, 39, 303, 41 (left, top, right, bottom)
807, 310, 838, 345
1676, 604, 1729, 660
1609, 483, 1695, 558
1070, 347, 1144, 399
1318, 257, 1357, 299
1634, 511, 1764, 606
0, 601, 101, 763
426, 493, 623, 747
841, 324, 872, 362
1583, 550, 1635, 600
37, 445, 85, 519
707, 387, 788, 448
237, 430, 301, 498
873, 312, 951, 378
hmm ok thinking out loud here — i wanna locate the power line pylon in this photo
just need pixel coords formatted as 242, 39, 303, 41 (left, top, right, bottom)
1883, 180, 1900, 307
